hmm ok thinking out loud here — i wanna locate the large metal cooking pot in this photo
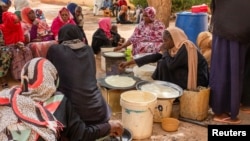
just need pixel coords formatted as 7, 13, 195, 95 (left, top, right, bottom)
136, 80, 183, 122
136, 80, 183, 99
97, 128, 132, 141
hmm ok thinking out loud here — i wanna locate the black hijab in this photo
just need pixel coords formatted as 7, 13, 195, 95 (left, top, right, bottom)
58, 24, 83, 44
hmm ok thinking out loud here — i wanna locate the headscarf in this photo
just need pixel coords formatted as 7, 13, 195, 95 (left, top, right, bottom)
144, 6, 156, 21
51, 7, 75, 38
0, 58, 62, 140
13, 0, 29, 11
98, 17, 112, 38
0, 12, 25, 45
67, 2, 78, 16
21, 6, 33, 24
0, 0, 11, 6
167, 27, 198, 90
34, 9, 46, 21
21, 7, 50, 36
58, 24, 83, 44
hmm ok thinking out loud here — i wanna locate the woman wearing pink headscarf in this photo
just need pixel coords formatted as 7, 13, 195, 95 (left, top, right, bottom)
91, 17, 113, 55
51, 7, 75, 40
114, 6, 165, 55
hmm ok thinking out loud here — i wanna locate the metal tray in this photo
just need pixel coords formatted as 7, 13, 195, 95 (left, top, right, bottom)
97, 75, 141, 90
136, 80, 183, 99
102, 51, 125, 58
98, 128, 132, 141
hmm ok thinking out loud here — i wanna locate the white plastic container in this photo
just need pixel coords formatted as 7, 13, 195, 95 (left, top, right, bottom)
120, 90, 157, 140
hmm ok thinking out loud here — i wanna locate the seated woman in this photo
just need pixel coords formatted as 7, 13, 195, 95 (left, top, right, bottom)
119, 27, 209, 90
0, 0, 12, 24
67, 2, 88, 45
0, 11, 33, 81
21, 7, 54, 43
117, 5, 133, 24
110, 24, 125, 47
0, 12, 24, 45
114, 7, 165, 55
21, 7, 57, 58
51, 7, 75, 40
91, 17, 113, 56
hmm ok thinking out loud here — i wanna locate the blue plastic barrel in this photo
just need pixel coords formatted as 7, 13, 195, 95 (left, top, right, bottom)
175, 12, 208, 45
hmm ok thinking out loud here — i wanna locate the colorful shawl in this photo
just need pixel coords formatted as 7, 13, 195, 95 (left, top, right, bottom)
51, 7, 76, 39
0, 58, 63, 141
167, 27, 198, 90
0, 12, 24, 45
98, 17, 112, 38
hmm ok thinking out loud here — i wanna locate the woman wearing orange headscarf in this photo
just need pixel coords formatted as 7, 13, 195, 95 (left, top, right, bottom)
21, 7, 54, 43
51, 7, 76, 40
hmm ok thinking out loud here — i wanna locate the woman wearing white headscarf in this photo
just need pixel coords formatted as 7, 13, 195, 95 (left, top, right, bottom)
13, 0, 30, 20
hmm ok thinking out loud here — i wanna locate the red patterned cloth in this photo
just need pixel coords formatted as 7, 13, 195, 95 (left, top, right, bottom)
28, 40, 58, 58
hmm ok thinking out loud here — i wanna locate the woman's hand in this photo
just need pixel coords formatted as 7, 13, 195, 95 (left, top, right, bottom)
113, 46, 123, 52
118, 62, 128, 71
109, 120, 124, 137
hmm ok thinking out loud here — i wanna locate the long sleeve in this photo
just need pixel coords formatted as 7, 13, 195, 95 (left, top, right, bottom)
54, 97, 111, 141
135, 53, 162, 67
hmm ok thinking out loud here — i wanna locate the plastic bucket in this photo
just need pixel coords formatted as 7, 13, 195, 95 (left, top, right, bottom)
175, 12, 208, 45
120, 90, 157, 140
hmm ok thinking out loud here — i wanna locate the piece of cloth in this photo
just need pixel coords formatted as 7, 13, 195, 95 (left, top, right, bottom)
144, 7, 156, 21
209, 34, 248, 119
47, 24, 111, 125
210, 0, 250, 43
0, 12, 24, 45
21, 7, 52, 42
50, 7, 75, 40
98, 17, 112, 38
66, 2, 77, 16
0, 57, 112, 140
92, 28, 112, 54
167, 27, 198, 90
34, 9, 46, 21
128, 9, 165, 55
0, 58, 61, 140
209, 0, 250, 120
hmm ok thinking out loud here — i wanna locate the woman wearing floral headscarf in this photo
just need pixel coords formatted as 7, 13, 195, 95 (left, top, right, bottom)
114, 6, 165, 55
91, 17, 113, 55
51, 7, 75, 40
0, 57, 124, 140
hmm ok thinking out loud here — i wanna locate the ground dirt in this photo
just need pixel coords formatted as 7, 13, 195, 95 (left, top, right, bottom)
4, 1, 250, 141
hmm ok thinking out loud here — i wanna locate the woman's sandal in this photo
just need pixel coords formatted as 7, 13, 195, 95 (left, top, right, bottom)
213, 113, 241, 124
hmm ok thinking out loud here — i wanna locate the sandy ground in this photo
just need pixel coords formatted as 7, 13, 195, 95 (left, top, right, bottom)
4, 1, 250, 141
